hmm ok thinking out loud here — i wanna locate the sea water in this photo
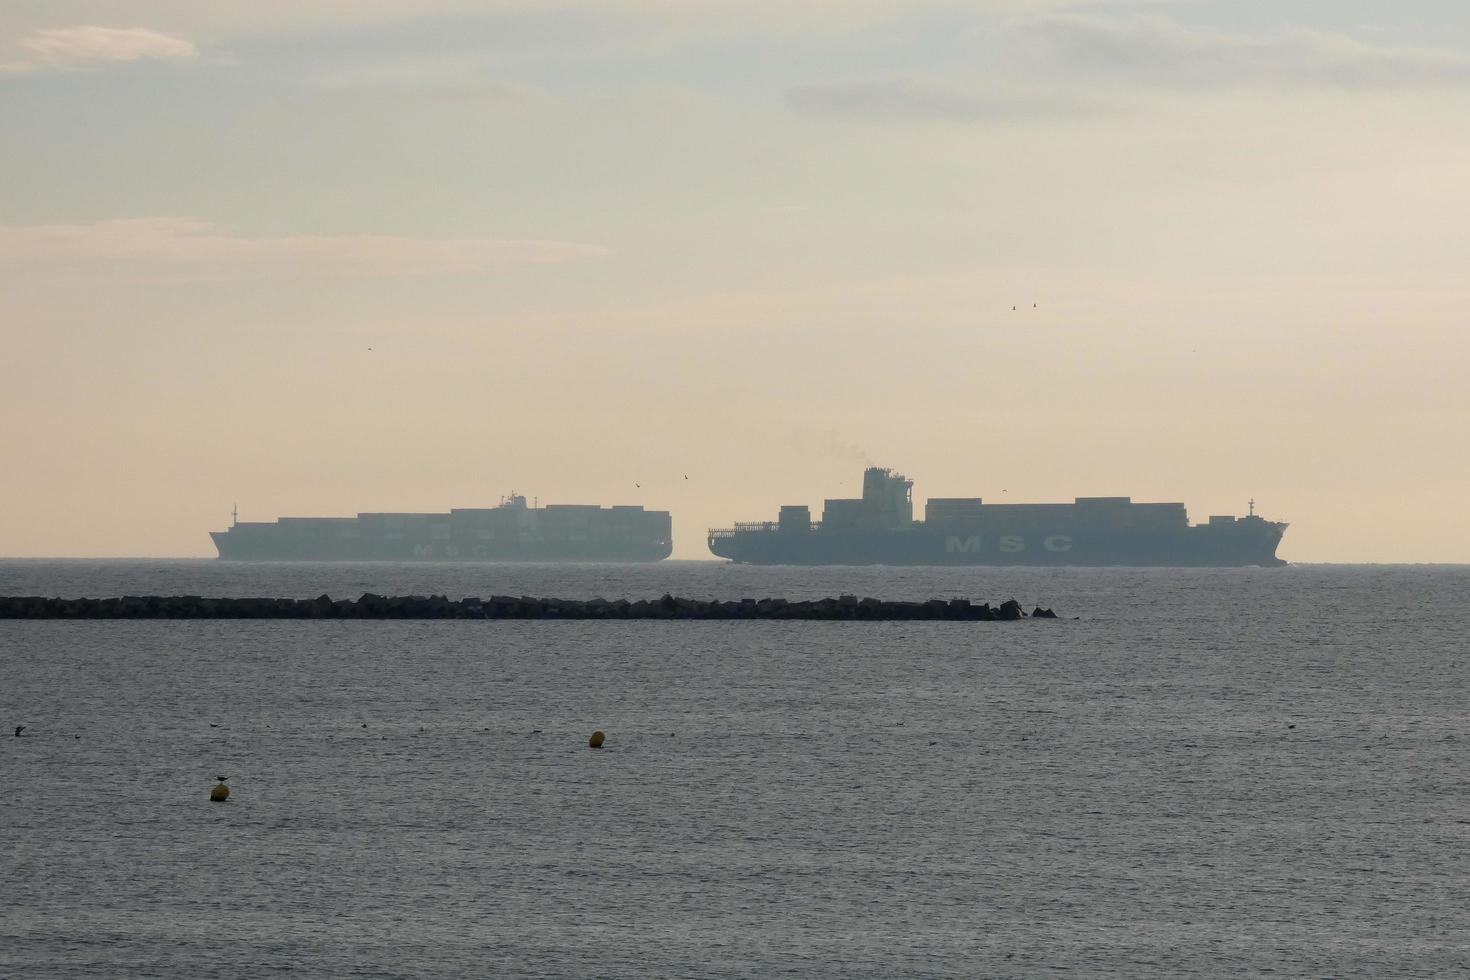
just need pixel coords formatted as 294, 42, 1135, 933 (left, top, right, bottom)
3, 561, 1468, 978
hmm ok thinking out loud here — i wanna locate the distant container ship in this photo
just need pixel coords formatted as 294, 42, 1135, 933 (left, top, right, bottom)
708, 467, 1287, 567
212, 495, 672, 562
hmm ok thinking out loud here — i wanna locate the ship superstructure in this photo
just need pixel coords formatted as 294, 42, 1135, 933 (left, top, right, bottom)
708, 467, 1286, 567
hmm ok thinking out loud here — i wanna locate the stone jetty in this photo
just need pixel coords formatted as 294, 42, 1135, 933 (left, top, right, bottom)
0, 593, 1059, 621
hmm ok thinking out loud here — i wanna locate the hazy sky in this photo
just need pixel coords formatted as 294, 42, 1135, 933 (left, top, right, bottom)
3, 1, 1468, 562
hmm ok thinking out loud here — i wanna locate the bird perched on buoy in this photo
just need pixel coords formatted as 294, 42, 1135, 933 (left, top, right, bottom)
588, 730, 606, 749
210, 776, 230, 802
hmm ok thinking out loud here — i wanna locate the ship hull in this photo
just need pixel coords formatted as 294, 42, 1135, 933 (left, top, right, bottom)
708, 524, 1286, 567
212, 532, 672, 563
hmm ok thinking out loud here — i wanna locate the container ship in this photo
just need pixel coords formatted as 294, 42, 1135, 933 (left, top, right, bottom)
212, 495, 672, 562
707, 467, 1287, 567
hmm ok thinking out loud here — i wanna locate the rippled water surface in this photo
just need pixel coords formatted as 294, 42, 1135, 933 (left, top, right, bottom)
3, 561, 1469, 978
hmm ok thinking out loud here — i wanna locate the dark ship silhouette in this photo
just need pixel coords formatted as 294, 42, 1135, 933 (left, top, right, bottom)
212, 494, 671, 562
708, 467, 1286, 567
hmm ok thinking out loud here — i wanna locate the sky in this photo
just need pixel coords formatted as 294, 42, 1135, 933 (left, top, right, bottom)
2, 0, 1469, 562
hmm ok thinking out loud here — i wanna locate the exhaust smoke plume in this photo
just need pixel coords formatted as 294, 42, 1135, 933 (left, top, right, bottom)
793, 427, 875, 467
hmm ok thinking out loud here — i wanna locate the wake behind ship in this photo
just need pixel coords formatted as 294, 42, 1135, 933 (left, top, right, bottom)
212, 495, 672, 562
708, 468, 1287, 567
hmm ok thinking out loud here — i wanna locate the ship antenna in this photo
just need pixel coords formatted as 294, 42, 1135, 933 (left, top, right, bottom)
232, 502, 238, 527
1249, 498, 1255, 517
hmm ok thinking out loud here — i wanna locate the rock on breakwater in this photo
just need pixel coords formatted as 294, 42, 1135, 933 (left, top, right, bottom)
0, 593, 1058, 621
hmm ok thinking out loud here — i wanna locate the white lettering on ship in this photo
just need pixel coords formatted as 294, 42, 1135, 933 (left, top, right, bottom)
945, 534, 1070, 555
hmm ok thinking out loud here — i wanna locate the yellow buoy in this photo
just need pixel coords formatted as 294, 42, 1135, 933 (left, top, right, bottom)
210, 778, 230, 802
588, 730, 605, 749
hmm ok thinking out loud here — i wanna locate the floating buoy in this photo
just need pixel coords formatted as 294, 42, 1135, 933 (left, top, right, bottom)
588, 730, 605, 749
210, 777, 230, 803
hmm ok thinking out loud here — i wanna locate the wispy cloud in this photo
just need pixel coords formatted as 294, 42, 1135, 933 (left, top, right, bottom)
784, 14, 1470, 123
786, 77, 1094, 122
1014, 14, 1470, 90
0, 2, 1135, 46
0, 218, 609, 279
2, 26, 197, 74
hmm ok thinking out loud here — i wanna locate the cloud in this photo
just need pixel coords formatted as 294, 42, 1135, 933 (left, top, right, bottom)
2, 26, 197, 74
784, 14, 1470, 123
0, 218, 609, 279
0, 3, 484, 47
786, 77, 1094, 121
1014, 14, 1470, 90
0, 2, 1110, 45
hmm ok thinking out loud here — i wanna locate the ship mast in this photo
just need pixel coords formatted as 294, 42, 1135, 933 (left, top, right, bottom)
1248, 498, 1255, 517
232, 502, 238, 527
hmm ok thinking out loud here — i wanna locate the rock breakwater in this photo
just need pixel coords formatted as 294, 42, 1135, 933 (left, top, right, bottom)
0, 594, 1059, 621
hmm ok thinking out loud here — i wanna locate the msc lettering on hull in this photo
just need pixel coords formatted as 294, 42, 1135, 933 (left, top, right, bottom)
944, 535, 1073, 554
